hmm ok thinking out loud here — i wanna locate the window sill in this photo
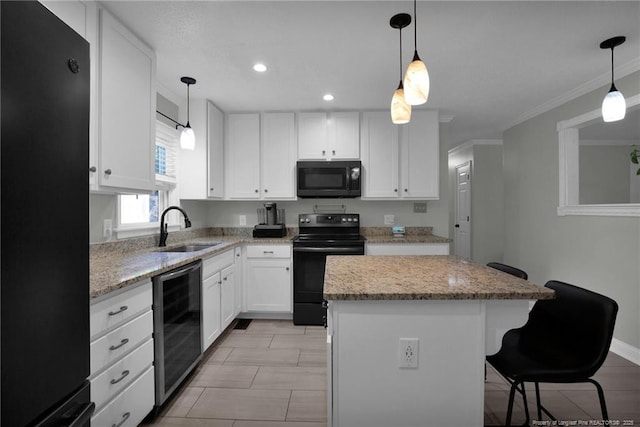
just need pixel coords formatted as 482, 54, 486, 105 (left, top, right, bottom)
557, 204, 640, 217
115, 223, 181, 240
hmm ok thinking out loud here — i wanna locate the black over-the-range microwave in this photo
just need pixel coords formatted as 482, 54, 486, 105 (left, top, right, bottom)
296, 160, 361, 198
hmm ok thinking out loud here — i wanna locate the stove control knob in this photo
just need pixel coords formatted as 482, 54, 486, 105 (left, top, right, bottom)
305, 218, 311, 223
353, 218, 358, 222
300, 218, 305, 223
348, 218, 352, 222
342, 217, 347, 222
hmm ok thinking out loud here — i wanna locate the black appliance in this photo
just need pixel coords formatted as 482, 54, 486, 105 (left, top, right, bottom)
253, 202, 287, 238
293, 214, 365, 325
1, 2, 95, 426
153, 260, 203, 408
297, 160, 361, 198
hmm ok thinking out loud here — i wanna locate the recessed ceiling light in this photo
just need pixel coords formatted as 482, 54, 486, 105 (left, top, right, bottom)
323, 94, 334, 101
253, 63, 267, 72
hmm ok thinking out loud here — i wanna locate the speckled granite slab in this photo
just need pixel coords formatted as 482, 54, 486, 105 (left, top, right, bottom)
361, 227, 451, 243
323, 255, 554, 301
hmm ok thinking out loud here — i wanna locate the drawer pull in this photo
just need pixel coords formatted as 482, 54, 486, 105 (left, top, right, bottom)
110, 370, 130, 385
263, 251, 274, 254
112, 412, 130, 427
109, 338, 129, 351
108, 306, 128, 316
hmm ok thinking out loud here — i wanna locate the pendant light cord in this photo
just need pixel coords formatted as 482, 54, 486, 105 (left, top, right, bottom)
399, 25, 403, 81
186, 83, 191, 125
610, 47, 615, 85
413, 0, 417, 51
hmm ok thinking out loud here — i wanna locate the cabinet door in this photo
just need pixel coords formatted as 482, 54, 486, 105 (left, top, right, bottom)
220, 265, 235, 329
225, 113, 260, 199
233, 247, 242, 316
401, 110, 439, 199
208, 102, 224, 198
246, 259, 291, 312
261, 113, 296, 199
361, 112, 399, 198
297, 112, 328, 160
98, 9, 155, 191
202, 272, 221, 351
329, 112, 360, 160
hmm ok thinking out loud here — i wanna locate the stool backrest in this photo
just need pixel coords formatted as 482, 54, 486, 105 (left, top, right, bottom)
487, 262, 528, 280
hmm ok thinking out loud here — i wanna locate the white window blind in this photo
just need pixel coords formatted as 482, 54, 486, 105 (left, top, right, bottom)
155, 120, 178, 188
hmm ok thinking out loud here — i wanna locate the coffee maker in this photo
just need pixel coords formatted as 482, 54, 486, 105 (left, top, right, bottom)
253, 202, 287, 237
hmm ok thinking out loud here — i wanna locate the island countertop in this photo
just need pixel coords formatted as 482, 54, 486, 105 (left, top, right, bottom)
323, 255, 554, 300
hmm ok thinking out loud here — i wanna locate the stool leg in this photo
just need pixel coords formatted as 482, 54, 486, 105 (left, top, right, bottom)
535, 382, 542, 420
589, 379, 609, 420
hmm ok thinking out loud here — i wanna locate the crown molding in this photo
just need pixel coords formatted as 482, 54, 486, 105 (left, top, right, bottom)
501, 57, 640, 131
448, 139, 503, 154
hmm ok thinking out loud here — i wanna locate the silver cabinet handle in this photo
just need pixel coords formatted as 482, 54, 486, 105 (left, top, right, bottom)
223, 276, 228, 281
264, 189, 268, 193
104, 169, 112, 175
110, 370, 130, 385
236, 253, 240, 257
112, 412, 130, 427
322, 150, 326, 155
109, 338, 129, 351
263, 251, 274, 254
286, 267, 290, 271
108, 306, 128, 316
404, 188, 408, 192
89, 166, 97, 173
332, 150, 336, 155
210, 187, 214, 191
255, 189, 259, 193
394, 189, 398, 192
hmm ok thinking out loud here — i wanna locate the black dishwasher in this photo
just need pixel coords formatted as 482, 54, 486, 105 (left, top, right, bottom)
153, 260, 203, 408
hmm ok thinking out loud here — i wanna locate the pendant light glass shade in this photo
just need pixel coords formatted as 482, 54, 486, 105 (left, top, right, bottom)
602, 86, 626, 122
180, 123, 196, 150
403, 53, 430, 105
600, 36, 626, 123
391, 82, 411, 124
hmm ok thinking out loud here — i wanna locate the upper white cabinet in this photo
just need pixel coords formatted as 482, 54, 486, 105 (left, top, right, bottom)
225, 113, 261, 199
361, 110, 439, 200
98, 9, 156, 192
179, 100, 224, 199
225, 113, 296, 200
298, 112, 359, 160
261, 113, 296, 199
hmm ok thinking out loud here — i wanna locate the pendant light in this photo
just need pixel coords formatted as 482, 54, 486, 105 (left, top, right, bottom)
390, 13, 412, 124
600, 36, 626, 122
180, 76, 196, 150
403, 0, 429, 105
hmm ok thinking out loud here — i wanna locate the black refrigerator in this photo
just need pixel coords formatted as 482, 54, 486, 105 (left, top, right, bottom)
1, 2, 95, 425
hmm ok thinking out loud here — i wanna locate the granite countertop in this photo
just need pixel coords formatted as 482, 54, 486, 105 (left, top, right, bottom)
323, 255, 554, 301
90, 234, 294, 300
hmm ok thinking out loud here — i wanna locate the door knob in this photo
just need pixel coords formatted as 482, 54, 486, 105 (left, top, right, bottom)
455, 224, 460, 228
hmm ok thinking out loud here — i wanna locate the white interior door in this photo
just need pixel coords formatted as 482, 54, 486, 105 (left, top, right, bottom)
454, 162, 471, 259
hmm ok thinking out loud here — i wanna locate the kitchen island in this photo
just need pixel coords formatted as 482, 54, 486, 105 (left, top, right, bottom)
323, 255, 554, 427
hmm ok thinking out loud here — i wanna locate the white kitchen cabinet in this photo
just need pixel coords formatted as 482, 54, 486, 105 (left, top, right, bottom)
225, 113, 261, 199
220, 265, 235, 329
261, 112, 296, 199
202, 271, 222, 350
98, 8, 156, 192
89, 280, 153, 424
233, 246, 242, 317
179, 100, 224, 199
201, 249, 235, 350
361, 111, 399, 198
225, 113, 296, 200
361, 110, 439, 200
244, 245, 292, 313
297, 112, 360, 160
366, 242, 450, 256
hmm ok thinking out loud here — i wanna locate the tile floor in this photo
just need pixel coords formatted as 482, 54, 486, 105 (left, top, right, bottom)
142, 319, 640, 427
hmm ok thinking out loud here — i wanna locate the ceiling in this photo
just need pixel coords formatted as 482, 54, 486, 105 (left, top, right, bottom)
101, 1, 640, 147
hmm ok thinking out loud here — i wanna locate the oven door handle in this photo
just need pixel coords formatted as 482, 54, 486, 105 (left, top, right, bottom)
293, 246, 363, 255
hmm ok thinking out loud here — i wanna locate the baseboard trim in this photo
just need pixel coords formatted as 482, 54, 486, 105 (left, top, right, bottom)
610, 338, 640, 366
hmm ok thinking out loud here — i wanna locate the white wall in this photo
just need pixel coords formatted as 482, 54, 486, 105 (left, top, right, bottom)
503, 70, 640, 349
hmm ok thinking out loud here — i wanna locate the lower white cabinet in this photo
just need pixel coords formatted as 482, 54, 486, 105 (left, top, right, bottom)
201, 249, 235, 351
89, 279, 154, 425
366, 243, 450, 256
244, 244, 292, 313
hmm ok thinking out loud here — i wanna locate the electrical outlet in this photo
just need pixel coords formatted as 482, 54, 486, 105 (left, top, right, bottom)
103, 219, 112, 240
413, 202, 427, 213
399, 338, 419, 368
384, 214, 395, 225
239, 215, 247, 226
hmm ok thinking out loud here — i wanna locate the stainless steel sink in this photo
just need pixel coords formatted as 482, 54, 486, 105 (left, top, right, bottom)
160, 243, 221, 253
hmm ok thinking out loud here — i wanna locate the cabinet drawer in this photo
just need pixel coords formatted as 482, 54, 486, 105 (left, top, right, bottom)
90, 280, 152, 339
246, 245, 291, 259
203, 249, 234, 278
90, 310, 153, 376
91, 365, 154, 427
91, 338, 153, 411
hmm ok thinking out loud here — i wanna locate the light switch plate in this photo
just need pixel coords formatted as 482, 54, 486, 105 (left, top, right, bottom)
384, 215, 395, 225
413, 202, 427, 213
239, 215, 247, 226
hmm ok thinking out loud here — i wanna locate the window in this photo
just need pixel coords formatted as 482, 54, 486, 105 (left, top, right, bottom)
116, 121, 180, 238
